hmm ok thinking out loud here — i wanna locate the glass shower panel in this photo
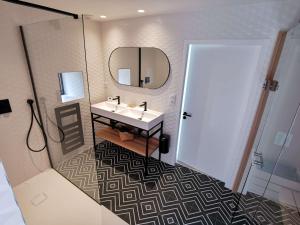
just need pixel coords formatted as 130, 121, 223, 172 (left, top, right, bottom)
22, 17, 100, 203
253, 31, 300, 223
258, 105, 300, 223
231, 87, 282, 224
233, 24, 300, 224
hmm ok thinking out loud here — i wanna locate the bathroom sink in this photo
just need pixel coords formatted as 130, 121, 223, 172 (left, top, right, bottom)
117, 108, 163, 130
91, 101, 127, 120
92, 101, 127, 113
117, 108, 142, 120
91, 101, 163, 130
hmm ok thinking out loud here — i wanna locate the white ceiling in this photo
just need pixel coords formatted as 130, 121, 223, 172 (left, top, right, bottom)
25, 0, 280, 21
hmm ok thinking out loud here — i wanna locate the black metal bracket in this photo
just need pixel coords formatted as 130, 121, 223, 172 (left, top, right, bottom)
2, 0, 79, 19
138, 47, 142, 87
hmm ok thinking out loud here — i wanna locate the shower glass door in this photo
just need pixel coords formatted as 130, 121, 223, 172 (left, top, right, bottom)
22, 17, 100, 203
233, 24, 300, 224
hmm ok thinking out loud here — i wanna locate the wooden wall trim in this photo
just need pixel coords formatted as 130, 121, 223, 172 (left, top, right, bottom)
232, 31, 288, 192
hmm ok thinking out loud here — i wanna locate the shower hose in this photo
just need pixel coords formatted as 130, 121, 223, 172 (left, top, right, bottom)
26, 99, 65, 152
26, 99, 48, 152
40, 99, 65, 144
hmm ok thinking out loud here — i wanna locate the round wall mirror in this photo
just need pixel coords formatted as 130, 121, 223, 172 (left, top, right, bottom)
109, 47, 170, 89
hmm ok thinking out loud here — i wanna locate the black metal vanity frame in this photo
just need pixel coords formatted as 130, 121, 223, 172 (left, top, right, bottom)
91, 113, 163, 176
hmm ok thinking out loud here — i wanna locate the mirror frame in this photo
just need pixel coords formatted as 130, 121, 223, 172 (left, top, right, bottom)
108, 47, 171, 89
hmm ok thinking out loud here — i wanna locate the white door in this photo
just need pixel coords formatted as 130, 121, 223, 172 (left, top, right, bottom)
177, 41, 264, 187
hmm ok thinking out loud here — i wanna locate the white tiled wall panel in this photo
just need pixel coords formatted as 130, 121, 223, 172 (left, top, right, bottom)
84, 19, 108, 142
84, 19, 106, 104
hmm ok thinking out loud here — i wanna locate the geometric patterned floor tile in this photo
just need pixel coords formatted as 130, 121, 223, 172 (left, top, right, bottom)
55, 141, 300, 225
56, 148, 100, 203
95, 141, 237, 225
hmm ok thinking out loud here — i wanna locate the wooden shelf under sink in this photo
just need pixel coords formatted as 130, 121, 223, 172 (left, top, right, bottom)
95, 127, 159, 157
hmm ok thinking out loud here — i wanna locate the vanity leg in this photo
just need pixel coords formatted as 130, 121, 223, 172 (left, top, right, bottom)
145, 132, 149, 176
159, 121, 163, 162
91, 113, 96, 150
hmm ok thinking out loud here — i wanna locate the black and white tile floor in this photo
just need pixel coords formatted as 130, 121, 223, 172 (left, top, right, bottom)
56, 148, 101, 203
57, 141, 300, 225
96, 141, 238, 225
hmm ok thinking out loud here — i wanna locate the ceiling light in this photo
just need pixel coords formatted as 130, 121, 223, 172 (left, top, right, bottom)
100, 15, 107, 19
137, 9, 145, 13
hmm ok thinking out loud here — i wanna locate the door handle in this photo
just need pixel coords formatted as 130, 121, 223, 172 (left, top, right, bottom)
183, 112, 192, 119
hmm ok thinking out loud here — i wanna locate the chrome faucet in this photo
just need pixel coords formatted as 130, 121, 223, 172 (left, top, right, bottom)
112, 96, 120, 105
139, 101, 147, 111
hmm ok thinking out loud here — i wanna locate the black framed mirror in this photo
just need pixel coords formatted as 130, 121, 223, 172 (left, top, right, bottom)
108, 47, 170, 89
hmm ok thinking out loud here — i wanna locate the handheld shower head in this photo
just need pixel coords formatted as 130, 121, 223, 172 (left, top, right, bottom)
27, 99, 34, 105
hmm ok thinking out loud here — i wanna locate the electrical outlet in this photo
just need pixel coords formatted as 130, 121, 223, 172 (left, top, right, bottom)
274, 131, 288, 147
169, 94, 176, 106
104, 81, 108, 88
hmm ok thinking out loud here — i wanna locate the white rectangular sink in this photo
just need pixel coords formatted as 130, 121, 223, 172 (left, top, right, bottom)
91, 101, 163, 130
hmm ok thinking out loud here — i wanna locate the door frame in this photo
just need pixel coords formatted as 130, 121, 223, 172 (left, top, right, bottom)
175, 39, 273, 188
